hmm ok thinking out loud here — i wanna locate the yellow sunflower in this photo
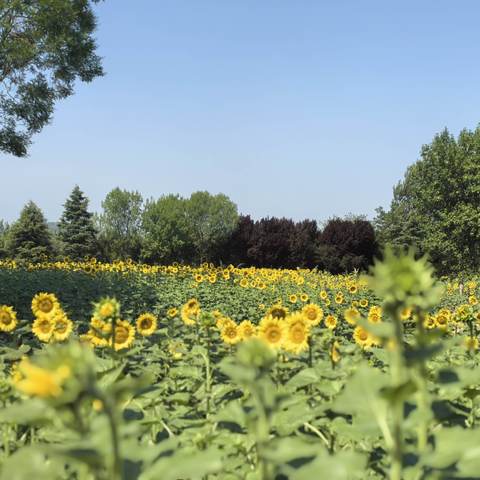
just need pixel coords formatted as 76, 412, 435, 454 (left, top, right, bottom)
168, 340, 185, 360
368, 306, 382, 324
52, 312, 73, 342
181, 298, 200, 326
0, 305, 17, 332
325, 314, 338, 330
344, 307, 360, 325
238, 320, 257, 340
353, 326, 373, 349
400, 307, 412, 321
465, 336, 479, 351
334, 293, 344, 305
300, 293, 309, 302
32, 316, 55, 342
284, 317, 310, 354
109, 320, 135, 351
302, 303, 323, 326
359, 298, 369, 308
31, 292, 59, 318
434, 314, 448, 330
258, 315, 286, 350
94, 298, 120, 321
221, 322, 241, 345
136, 313, 157, 336
167, 307, 178, 318
289, 294, 298, 304
15, 359, 71, 399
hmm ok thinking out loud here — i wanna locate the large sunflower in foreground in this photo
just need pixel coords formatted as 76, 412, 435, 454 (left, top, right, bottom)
136, 313, 157, 337
31, 293, 59, 318
258, 315, 286, 350
0, 305, 17, 332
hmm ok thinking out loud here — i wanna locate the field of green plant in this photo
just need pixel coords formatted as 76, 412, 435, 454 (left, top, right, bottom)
1, 253, 480, 479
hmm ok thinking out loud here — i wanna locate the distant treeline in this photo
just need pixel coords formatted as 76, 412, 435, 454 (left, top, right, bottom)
0, 187, 377, 273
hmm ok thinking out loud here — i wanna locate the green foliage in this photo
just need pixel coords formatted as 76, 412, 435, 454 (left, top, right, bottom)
0, 0, 104, 156
186, 191, 239, 262
0, 220, 9, 258
96, 188, 144, 261
375, 126, 480, 275
141, 194, 191, 264
6, 202, 53, 262
58, 186, 99, 260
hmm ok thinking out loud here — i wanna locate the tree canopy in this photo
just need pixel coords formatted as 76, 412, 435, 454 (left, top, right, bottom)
375, 127, 480, 274
0, 0, 104, 156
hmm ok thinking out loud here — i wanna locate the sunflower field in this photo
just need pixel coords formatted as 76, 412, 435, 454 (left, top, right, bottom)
1, 252, 480, 480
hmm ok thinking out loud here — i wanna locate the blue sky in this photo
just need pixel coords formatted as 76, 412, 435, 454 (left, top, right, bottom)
3, 1, 480, 223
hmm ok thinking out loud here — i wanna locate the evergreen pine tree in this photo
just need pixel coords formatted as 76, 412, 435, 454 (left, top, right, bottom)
7, 202, 53, 262
58, 186, 99, 260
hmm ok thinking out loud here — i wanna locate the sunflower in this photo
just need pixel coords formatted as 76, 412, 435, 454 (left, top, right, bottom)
267, 305, 289, 320
181, 299, 200, 326
31, 293, 59, 318
109, 320, 135, 351
302, 303, 323, 326
32, 316, 55, 342
469, 295, 478, 306
168, 340, 185, 360
465, 336, 479, 351
400, 307, 412, 321
359, 298, 369, 308
284, 318, 309, 354
289, 294, 298, 304
238, 320, 257, 340
195, 274, 203, 283
319, 290, 328, 300
52, 312, 73, 342
368, 306, 382, 324
353, 326, 373, 349
423, 314, 436, 329
136, 313, 157, 336
94, 298, 120, 321
221, 322, 241, 345
434, 314, 448, 330
344, 307, 360, 326
334, 293, 344, 304
300, 293, 309, 302
86, 328, 109, 348
325, 314, 338, 330
348, 284, 358, 294
258, 315, 286, 349
15, 359, 71, 399
167, 307, 178, 318
239, 278, 249, 288
216, 316, 235, 330
0, 305, 17, 332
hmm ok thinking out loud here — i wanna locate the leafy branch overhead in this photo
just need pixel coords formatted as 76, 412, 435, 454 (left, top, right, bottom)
0, 0, 104, 156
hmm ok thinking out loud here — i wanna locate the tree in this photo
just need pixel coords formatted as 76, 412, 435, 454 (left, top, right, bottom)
0, 0, 104, 157
215, 215, 255, 265
316, 217, 377, 273
247, 217, 297, 268
96, 188, 144, 261
0, 220, 9, 258
7, 201, 53, 262
375, 127, 480, 274
141, 194, 191, 264
185, 191, 239, 263
58, 186, 98, 260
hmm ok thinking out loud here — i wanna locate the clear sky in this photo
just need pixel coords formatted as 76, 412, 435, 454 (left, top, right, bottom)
2, 1, 480, 223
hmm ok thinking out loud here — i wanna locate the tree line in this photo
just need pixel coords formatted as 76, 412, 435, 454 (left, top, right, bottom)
0, 187, 377, 272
